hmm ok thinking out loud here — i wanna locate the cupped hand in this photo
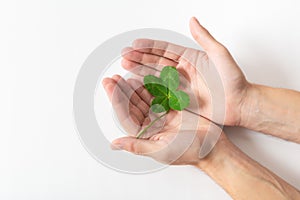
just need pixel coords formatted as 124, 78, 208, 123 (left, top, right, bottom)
121, 17, 250, 126
102, 75, 225, 165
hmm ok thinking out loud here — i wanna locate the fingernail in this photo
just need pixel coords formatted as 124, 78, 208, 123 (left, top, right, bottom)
111, 142, 123, 150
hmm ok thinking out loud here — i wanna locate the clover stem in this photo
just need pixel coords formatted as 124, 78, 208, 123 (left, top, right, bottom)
136, 112, 168, 139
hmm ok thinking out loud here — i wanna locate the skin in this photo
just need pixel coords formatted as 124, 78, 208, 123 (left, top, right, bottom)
102, 17, 300, 199
103, 75, 224, 164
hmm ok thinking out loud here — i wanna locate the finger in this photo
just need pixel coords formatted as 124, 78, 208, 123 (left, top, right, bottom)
142, 116, 151, 126
122, 47, 178, 71
103, 77, 127, 107
121, 58, 160, 77
129, 102, 145, 125
132, 39, 187, 62
111, 75, 145, 125
112, 74, 143, 105
128, 41, 199, 84
111, 136, 157, 155
189, 17, 224, 52
122, 59, 190, 89
126, 78, 152, 106
102, 77, 141, 134
128, 81, 150, 116
122, 59, 190, 93
112, 75, 149, 117
102, 78, 116, 102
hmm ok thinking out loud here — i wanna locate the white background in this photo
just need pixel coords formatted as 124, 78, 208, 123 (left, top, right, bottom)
1, 0, 300, 199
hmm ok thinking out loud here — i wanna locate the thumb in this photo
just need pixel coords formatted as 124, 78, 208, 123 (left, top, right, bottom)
111, 136, 157, 155
189, 17, 223, 52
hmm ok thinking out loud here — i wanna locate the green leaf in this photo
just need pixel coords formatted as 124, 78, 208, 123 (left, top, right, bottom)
151, 96, 170, 113
169, 90, 190, 111
138, 66, 191, 139
144, 75, 162, 85
143, 67, 189, 111
160, 66, 179, 90
144, 75, 168, 97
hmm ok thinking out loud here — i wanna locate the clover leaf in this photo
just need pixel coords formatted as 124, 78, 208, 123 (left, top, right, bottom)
136, 66, 190, 138
160, 66, 179, 90
144, 66, 190, 113
169, 90, 190, 110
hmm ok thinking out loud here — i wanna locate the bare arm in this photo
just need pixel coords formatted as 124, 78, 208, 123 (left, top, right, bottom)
241, 84, 300, 143
198, 138, 300, 200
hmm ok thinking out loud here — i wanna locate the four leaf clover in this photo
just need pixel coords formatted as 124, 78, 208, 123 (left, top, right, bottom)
136, 66, 190, 138
144, 66, 190, 113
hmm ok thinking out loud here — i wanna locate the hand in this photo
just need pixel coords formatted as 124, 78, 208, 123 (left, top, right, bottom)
121, 17, 251, 126
102, 75, 226, 165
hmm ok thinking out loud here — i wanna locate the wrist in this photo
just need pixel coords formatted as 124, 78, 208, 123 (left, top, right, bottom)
239, 83, 261, 128
239, 83, 300, 142
194, 133, 231, 171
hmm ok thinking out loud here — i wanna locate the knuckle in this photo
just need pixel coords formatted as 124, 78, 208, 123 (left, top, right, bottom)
129, 141, 142, 155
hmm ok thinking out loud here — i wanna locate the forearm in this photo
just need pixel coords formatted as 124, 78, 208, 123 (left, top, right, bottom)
241, 84, 300, 143
197, 139, 300, 200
